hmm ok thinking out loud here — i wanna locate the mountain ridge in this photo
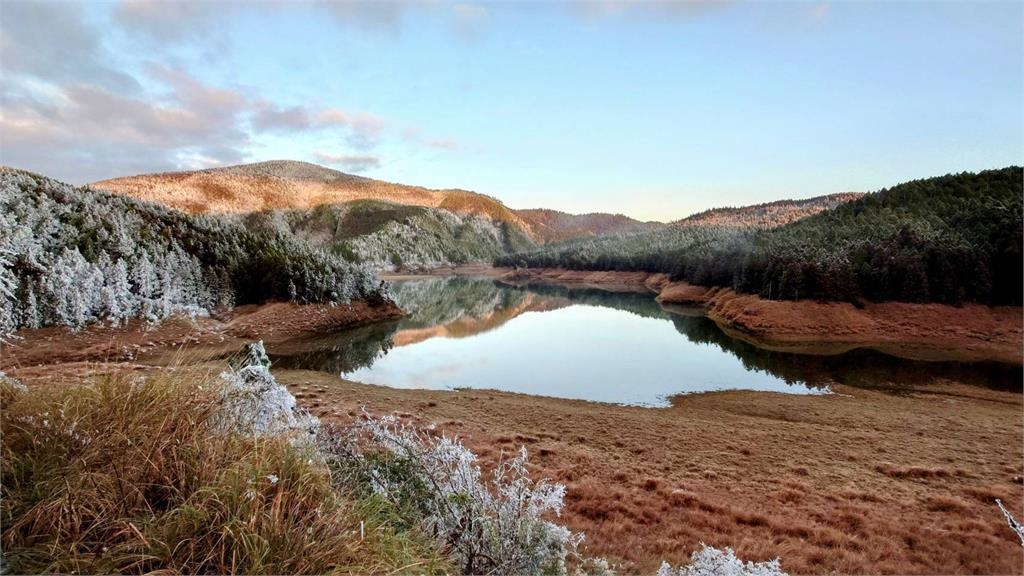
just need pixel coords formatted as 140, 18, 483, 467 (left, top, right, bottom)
91, 160, 679, 243
674, 192, 865, 228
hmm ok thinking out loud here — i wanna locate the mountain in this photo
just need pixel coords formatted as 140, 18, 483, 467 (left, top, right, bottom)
515, 209, 665, 243
92, 159, 536, 235
674, 193, 864, 228
91, 160, 667, 245
0, 167, 385, 335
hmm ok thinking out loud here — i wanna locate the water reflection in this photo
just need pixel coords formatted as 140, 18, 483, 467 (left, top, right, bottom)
268, 277, 1022, 405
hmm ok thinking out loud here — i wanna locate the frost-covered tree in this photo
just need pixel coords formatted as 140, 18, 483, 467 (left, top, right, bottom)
103, 258, 135, 325
0, 168, 388, 333
0, 250, 18, 340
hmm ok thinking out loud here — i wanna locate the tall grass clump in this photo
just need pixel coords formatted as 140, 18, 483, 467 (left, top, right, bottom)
0, 365, 440, 574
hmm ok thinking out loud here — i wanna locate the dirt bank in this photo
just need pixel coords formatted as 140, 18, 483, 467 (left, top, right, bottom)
453, 267, 1021, 364
658, 282, 1023, 364
0, 298, 403, 370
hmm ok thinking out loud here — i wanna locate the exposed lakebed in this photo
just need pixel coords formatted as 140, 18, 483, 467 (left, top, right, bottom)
268, 277, 1022, 406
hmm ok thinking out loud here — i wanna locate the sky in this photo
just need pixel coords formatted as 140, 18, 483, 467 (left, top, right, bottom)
1, 1, 1021, 221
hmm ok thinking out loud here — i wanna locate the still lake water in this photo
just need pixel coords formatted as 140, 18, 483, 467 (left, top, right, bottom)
269, 277, 1022, 407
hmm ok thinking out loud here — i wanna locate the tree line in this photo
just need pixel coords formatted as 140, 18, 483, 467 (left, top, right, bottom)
498, 167, 1023, 306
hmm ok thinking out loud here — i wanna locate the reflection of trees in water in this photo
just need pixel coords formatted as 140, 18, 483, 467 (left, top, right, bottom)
669, 314, 1022, 392
269, 320, 399, 374
503, 283, 669, 320
270, 277, 1022, 393
391, 277, 531, 330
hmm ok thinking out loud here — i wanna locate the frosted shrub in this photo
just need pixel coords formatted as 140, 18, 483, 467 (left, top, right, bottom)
216, 341, 319, 441
352, 414, 583, 575
657, 545, 787, 576
996, 499, 1024, 546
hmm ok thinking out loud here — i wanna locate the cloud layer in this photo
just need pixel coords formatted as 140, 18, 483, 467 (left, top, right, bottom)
0, 1, 459, 183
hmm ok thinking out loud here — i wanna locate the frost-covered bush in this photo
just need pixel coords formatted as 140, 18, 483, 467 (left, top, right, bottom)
345, 414, 583, 575
216, 341, 319, 441
657, 545, 787, 576
213, 341, 582, 574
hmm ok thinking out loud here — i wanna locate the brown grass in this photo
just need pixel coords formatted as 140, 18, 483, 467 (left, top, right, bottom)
249, 372, 1024, 575
6, 322, 1023, 574
0, 371, 441, 574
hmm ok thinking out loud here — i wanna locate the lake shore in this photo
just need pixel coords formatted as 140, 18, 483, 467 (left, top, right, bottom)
387, 266, 1024, 364
0, 298, 403, 370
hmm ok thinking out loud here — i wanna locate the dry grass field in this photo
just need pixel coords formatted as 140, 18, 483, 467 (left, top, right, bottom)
269, 370, 1024, 575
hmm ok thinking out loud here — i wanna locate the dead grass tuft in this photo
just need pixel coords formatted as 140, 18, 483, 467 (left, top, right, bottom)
874, 463, 952, 479
924, 495, 973, 513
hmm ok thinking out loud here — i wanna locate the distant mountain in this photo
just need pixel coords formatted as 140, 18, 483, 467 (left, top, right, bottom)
515, 209, 665, 243
674, 193, 864, 228
92, 159, 536, 235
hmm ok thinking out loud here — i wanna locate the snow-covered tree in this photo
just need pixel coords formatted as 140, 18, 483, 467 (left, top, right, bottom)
0, 168, 391, 332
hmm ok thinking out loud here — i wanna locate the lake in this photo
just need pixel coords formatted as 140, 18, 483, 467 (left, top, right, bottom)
268, 277, 1022, 406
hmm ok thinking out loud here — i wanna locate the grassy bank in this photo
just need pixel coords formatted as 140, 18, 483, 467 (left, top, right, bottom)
0, 369, 443, 574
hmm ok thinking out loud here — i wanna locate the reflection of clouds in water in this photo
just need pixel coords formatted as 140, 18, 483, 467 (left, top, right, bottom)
346, 356, 490, 389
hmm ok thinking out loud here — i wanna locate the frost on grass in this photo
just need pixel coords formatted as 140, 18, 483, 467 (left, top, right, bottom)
217, 341, 319, 441
996, 499, 1024, 547
657, 545, 787, 576
0, 371, 27, 393
348, 414, 583, 575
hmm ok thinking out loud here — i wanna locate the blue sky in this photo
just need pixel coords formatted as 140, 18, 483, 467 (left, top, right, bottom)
1, 1, 1020, 220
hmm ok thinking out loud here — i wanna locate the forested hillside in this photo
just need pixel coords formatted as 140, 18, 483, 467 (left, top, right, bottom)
515, 209, 664, 243
499, 167, 1023, 305
675, 193, 864, 228
496, 226, 754, 274
242, 200, 535, 270
0, 168, 383, 336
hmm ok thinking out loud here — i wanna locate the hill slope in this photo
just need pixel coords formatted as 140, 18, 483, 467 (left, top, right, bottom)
515, 208, 664, 243
92, 160, 670, 246
92, 160, 538, 236
674, 193, 864, 228
242, 200, 535, 271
